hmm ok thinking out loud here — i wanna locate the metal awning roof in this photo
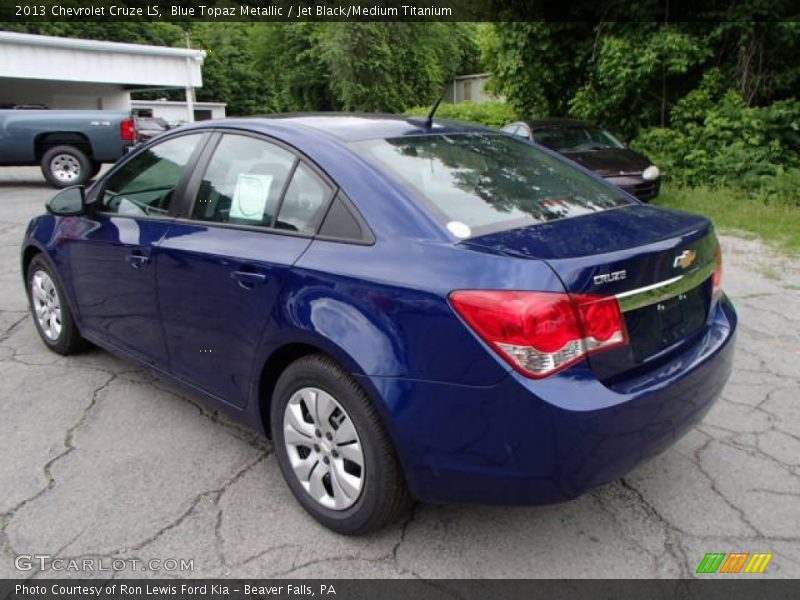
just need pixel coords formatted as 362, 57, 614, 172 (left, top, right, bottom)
0, 31, 206, 88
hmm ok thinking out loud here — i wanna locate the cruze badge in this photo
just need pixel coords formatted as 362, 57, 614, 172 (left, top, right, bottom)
593, 270, 627, 285
673, 250, 697, 269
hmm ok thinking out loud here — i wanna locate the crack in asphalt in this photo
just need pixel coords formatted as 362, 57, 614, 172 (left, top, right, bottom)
125, 452, 270, 557
689, 437, 764, 538
0, 372, 117, 555
701, 425, 800, 477
591, 487, 676, 576
616, 478, 693, 578
219, 497, 419, 577
224, 500, 419, 578
232, 543, 302, 571
391, 502, 418, 564
213, 504, 227, 569
746, 488, 800, 499
28, 452, 272, 577
0, 350, 270, 575
269, 554, 399, 578
0, 313, 29, 344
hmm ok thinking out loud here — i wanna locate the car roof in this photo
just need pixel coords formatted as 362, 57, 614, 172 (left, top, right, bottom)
187, 112, 497, 142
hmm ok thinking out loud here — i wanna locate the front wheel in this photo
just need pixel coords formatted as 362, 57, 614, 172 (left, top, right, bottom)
26, 255, 88, 355
40, 145, 92, 188
271, 354, 411, 534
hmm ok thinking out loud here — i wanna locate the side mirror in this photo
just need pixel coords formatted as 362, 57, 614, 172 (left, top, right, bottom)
46, 186, 86, 216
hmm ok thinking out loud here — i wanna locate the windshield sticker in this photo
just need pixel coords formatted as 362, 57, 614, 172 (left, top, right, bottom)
447, 221, 472, 238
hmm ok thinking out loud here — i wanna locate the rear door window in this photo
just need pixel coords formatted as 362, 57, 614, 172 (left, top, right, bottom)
191, 134, 295, 227
275, 162, 333, 234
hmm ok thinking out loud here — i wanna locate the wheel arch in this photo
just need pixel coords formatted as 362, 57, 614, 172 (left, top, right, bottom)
21, 242, 44, 282
20, 241, 83, 329
254, 338, 392, 445
34, 132, 94, 162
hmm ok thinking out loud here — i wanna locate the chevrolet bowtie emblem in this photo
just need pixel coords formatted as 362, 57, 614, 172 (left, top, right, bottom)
673, 249, 697, 269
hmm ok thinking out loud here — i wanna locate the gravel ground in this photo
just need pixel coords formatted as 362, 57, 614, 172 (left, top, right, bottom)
1, 167, 798, 579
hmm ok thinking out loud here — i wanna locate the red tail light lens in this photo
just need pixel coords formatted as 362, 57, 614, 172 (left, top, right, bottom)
712, 244, 723, 300
450, 290, 627, 379
120, 118, 136, 142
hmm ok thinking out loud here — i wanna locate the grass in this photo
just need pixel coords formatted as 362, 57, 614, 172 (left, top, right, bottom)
653, 185, 800, 255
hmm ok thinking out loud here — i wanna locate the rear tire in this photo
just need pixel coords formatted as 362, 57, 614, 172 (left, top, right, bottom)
26, 255, 88, 355
41, 145, 91, 188
271, 354, 411, 535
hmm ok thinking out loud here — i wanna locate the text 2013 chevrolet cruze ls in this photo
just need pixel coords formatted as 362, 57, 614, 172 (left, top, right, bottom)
22, 114, 736, 534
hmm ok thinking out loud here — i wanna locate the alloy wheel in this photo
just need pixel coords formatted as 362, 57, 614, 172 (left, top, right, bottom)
31, 270, 62, 341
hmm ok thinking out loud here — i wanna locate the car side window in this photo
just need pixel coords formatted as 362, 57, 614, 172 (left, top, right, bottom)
275, 162, 333, 234
192, 134, 295, 227
102, 134, 203, 216
318, 192, 373, 243
502, 123, 521, 136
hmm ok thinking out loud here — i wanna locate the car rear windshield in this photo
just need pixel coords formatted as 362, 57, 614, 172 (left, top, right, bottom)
351, 133, 633, 236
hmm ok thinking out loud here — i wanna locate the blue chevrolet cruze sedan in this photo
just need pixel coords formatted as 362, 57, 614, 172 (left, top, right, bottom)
21, 114, 736, 534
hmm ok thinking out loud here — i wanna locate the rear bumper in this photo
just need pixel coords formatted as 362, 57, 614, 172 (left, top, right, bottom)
361, 295, 736, 505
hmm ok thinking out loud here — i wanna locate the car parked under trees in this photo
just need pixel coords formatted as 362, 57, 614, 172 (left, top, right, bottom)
22, 114, 735, 534
503, 118, 662, 201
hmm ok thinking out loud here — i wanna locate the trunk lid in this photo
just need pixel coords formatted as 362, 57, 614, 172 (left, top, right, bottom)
461, 205, 718, 380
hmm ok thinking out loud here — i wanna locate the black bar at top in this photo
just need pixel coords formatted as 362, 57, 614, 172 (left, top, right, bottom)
1, 0, 798, 22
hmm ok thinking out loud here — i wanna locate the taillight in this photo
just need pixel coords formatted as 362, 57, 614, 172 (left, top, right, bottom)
449, 290, 627, 379
120, 118, 136, 142
712, 244, 723, 300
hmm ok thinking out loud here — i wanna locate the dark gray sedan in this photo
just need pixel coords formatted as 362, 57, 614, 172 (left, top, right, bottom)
502, 118, 661, 201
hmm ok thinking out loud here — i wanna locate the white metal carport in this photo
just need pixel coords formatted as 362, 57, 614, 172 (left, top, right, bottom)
0, 31, 206, 121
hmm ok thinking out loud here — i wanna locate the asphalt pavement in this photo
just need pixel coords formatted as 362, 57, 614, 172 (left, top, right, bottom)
1, 167, 798, 579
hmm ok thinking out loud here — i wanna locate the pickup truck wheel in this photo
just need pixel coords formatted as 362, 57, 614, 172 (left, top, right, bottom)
41, 145, 91, 188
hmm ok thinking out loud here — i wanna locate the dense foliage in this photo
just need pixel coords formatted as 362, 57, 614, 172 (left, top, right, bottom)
254, 22, 482, 113
634, 78, 800, 204
482, 16, 799, 201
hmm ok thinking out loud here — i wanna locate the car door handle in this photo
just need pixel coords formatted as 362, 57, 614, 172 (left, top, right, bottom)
231, 270, 267, 289
125, 251, 149, 269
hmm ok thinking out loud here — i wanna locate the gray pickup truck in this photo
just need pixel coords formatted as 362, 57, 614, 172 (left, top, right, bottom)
0, 109, 136, 187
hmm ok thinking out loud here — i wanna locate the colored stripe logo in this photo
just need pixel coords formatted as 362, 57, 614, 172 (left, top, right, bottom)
696, 552, 773, 574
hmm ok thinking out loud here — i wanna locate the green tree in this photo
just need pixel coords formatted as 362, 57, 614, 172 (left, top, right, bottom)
191, 23, 272, 116
480, 22, 595, 118
570, 26, 711, 136
252, 23, 335, 112
316, 22, 475, 112
483, 15, 799, 138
